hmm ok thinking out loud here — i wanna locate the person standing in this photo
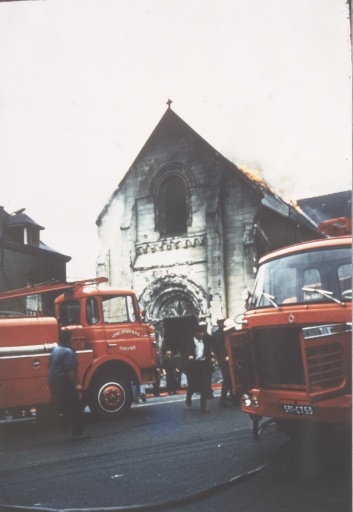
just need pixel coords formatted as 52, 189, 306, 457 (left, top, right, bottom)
48, 329, 88, 441
172, 349, 185, 390
212, 315, 235, 406
184, 323, 213, 413
162, 350, 178, 395
152, 349, 162, 397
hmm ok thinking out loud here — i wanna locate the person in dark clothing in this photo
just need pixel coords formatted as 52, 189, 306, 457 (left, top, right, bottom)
212, 316, 235, 406
206, 349, 216, 399
48, 329, 88, 441
184, 323, 213, 413
152, 349, 162, 397
172, 349, 185, 389
162, 350, 178, 395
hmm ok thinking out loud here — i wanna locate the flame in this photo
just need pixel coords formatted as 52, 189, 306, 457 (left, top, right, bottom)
238, 164, 288, 199
237, 163, 303, 213
237, 164, 266, 188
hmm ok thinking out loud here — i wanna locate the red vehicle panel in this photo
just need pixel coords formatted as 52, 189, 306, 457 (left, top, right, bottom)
0, 278, 157, 420
225, 236, 352, 439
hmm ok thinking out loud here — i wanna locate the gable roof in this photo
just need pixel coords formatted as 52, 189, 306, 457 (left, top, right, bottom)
96, 107, 317, 233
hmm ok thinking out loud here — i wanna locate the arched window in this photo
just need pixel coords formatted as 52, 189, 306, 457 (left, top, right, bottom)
160, 176, 187, 236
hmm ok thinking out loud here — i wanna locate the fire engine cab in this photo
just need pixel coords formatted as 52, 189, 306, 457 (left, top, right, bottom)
225, 236, 352, 440
0, 278, 157, 420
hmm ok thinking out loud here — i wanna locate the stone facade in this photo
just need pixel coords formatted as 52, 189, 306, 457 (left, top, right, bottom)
96, 107, 319, 351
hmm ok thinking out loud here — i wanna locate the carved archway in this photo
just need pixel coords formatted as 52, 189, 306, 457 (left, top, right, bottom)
139, 275, 208, 322
138, 275, 209, 352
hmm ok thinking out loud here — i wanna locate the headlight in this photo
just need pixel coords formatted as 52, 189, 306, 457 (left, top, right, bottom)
242, 394, 252, 407
241, 393, 259, 408
251, 395, 259, 407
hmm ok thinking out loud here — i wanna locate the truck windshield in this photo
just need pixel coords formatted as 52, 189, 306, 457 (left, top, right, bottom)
249, 247, 352, 309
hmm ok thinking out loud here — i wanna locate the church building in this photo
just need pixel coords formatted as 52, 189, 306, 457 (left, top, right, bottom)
96, 104, 319, 351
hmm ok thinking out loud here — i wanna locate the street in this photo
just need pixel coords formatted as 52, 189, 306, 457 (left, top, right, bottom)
0, 390, 351, 512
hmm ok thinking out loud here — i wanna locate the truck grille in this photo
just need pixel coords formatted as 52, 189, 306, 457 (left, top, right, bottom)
306, 343, 345, 390
255, 327, 305, 387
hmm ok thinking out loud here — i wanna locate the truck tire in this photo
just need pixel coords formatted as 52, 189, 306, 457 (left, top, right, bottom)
89, 375, 132, 419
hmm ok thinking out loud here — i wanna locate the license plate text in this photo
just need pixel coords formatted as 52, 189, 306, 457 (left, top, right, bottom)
282, 404, 316, 415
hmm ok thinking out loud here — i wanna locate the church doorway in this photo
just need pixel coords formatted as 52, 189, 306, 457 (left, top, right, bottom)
163, 316, 197, 355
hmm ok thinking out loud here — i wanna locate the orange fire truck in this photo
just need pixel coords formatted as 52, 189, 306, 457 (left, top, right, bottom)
225, 235, 352, 440
0, 278, 157, 420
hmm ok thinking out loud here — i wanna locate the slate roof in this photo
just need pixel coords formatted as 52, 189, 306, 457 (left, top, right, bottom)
4, 212, 44, 230
0, 207, 44, 239
0, 206, 70, 260
297, 191, 352, 226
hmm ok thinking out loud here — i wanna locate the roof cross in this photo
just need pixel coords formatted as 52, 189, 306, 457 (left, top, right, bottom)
166, 99, 173, 109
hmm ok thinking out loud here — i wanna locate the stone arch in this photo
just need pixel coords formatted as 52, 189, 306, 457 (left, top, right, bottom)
139, 275, 208, 322
138, 275, 209, 352
149, 162, 195, 196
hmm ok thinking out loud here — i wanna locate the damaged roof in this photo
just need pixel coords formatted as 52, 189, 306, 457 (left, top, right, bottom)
96, 106, 343, 234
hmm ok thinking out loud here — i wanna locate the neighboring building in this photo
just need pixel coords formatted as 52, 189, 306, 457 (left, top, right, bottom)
96, 106, 322, 352
297, 191, 352, 237
0, 206, 70, 315
297, 191, 351, 226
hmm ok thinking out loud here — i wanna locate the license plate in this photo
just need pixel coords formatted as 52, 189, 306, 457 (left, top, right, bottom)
282, 404, 316, 416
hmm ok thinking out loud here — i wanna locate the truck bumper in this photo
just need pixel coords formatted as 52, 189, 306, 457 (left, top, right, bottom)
240, 389, 352, 426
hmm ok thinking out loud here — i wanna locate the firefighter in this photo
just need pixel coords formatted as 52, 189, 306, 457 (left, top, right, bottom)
48, 329, 88, 441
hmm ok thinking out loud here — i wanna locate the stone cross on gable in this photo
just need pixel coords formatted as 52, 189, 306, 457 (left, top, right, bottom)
166, 99, 173, 109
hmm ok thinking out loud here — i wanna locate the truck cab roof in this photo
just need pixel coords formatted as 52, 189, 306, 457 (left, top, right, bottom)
259, 236, 352, 265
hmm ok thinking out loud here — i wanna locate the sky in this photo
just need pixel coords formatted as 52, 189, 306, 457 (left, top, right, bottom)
0, 0, 351, 280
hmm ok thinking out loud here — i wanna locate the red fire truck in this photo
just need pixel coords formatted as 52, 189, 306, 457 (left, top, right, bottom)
225, 236, 352, 440
0, 278, 157, 420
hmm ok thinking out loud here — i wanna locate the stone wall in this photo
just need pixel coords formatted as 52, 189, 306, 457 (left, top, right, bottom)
222, 174, 259, 319
97, 110, 261, 334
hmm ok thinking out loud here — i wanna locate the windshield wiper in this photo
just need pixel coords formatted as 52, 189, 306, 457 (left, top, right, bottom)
261, 292, 280, 309
302, 287, 345, 306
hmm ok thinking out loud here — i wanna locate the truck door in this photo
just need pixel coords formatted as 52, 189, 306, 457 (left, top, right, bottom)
225, 329, 256, 397
102, 295, 154, 368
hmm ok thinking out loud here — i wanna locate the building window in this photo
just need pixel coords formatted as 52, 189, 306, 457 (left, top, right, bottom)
25, 227, 40, 246
7, 225, 24, 244
160, 176, 187, 236
26, 294, 42, 316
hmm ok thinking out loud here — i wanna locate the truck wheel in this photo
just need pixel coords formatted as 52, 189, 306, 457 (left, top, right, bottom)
89, 376, 132, 419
